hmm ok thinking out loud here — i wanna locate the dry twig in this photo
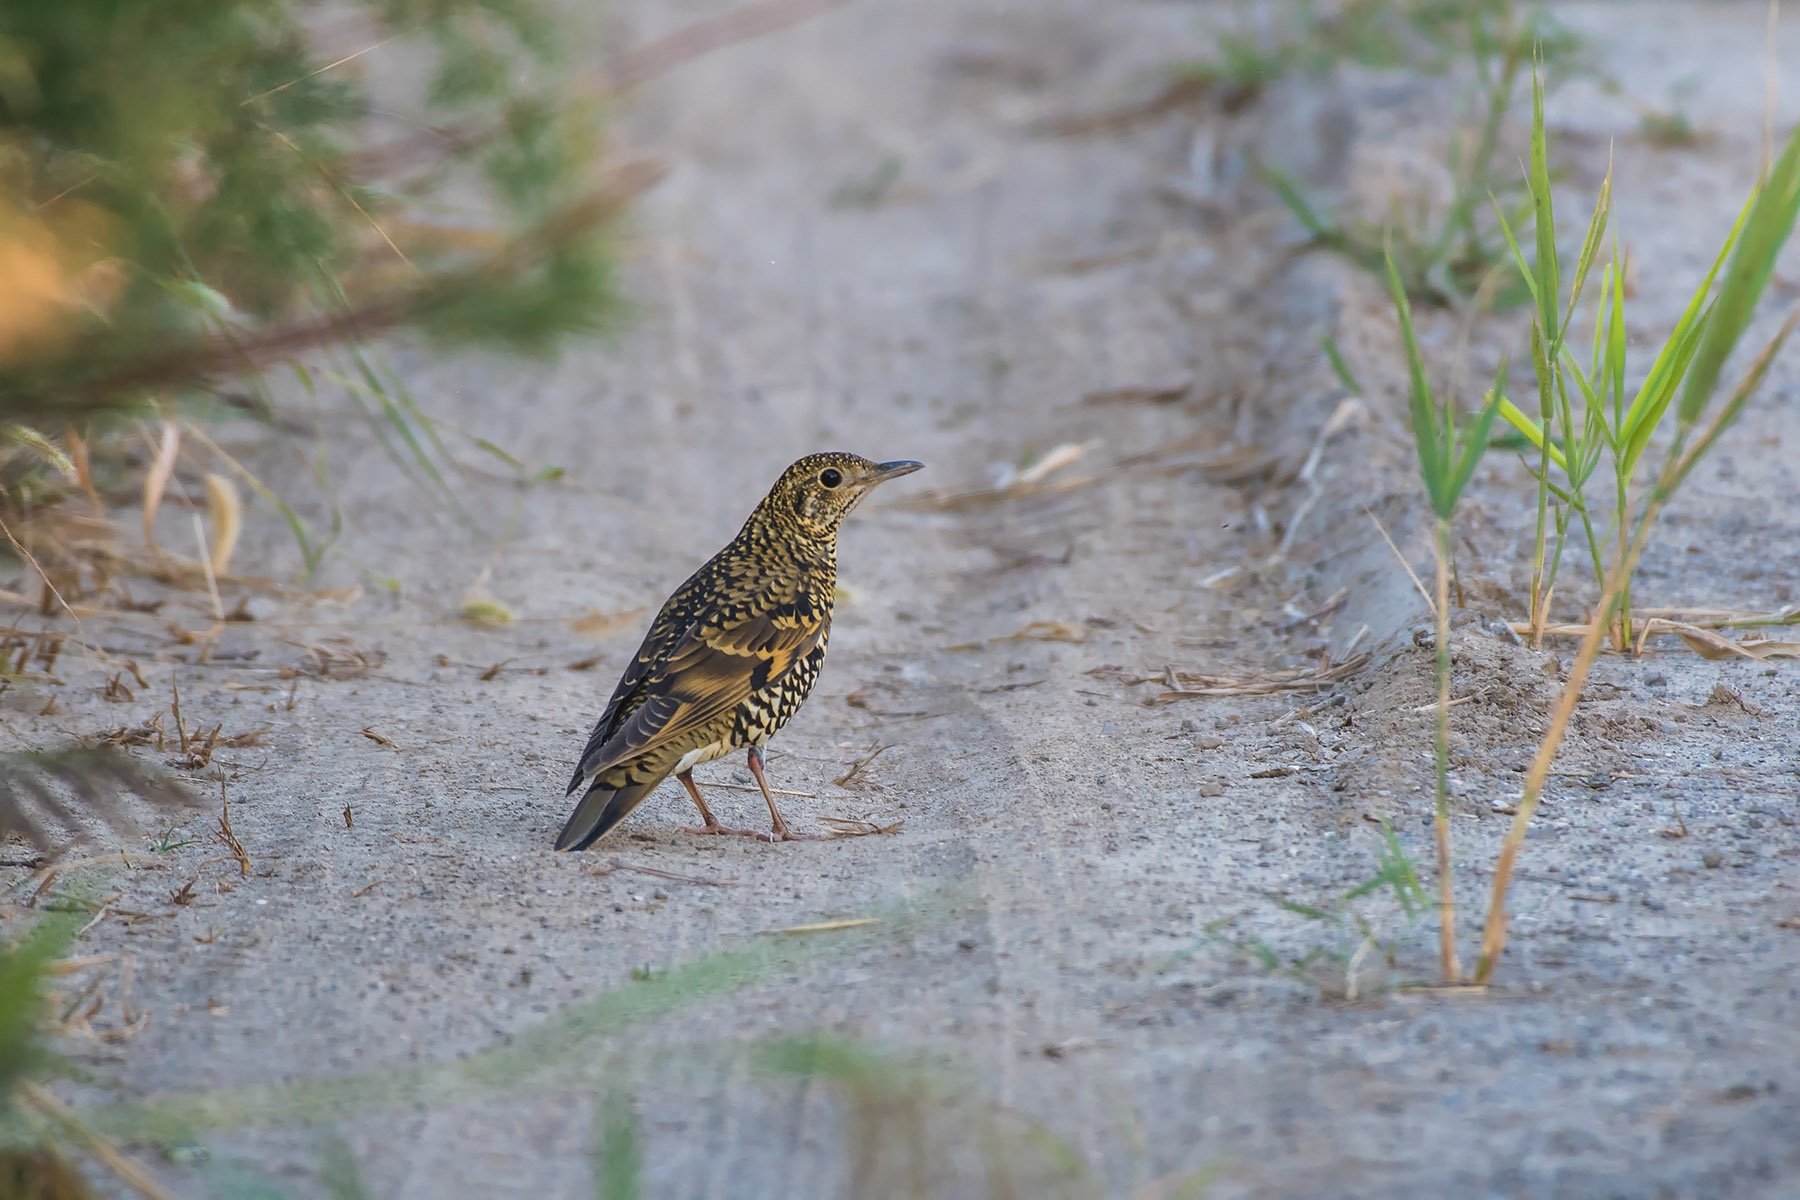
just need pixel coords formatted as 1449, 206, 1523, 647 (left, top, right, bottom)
213, 787, 249, 877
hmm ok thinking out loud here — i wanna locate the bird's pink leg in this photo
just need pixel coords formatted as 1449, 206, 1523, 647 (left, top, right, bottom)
676, 771, 766, 839
748, 747, 819, 841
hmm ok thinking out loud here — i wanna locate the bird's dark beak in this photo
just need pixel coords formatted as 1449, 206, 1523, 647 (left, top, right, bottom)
866, 460, 924, 485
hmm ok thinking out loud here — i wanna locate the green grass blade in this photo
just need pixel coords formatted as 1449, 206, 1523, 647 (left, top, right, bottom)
1498, 398, 1569, 471
1259, 161, 1332, 239
1606, 245, 1628, 430
1385, 246, 1449, 515
1269, 895, 1336, 921
1669, 305, 1800, 493
1320, 335, 1363, 395
1535, 472, 1583, 509
593, 1094, 641, 1200
1559, 164, 1613, 348
1619, 186, 1756, 453
1677, 121, 1800, 423
1528, 64, 1560, 347
0, 914, 77, 1100
1621, 300, 1714, 474
318, 1137, 371, 1200
1558, 347, 1612, 454
1490, 192, 1541, 311
1553, 357, 1583, 460
1448, 358, 1508, 503
1590, 259, 1610, 386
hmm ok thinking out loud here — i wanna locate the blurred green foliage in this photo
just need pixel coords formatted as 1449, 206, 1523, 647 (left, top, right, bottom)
1212, 0, 1585, 305
0, 0, 626, 426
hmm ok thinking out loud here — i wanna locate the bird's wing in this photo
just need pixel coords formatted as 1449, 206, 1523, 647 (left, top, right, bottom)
564, 556, 724, 796
568, 584, 825, 785
564, 620, 667, 795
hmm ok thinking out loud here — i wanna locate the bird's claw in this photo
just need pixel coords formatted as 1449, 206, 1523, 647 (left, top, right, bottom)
679, 823, 768, 839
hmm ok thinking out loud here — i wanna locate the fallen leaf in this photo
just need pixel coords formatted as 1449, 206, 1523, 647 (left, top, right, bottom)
460, 598, 513, 627
142, 422, 179, 551
1668, 622, 1800, 661
570, 606, 645, 636
1006, 620, 1088, 644
203, 473, 242, 576
1016, 442, 1087, 485
1082, 379, 1192, 406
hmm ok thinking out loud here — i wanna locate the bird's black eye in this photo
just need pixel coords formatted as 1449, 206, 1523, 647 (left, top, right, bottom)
819, 468, 843, 489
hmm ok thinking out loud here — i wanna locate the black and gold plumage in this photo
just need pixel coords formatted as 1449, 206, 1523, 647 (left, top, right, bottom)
554, 453, 923, 850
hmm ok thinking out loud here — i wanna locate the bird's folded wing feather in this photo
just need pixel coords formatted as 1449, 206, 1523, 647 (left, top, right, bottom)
565, 609, 679, 795
570, 594, 824, 784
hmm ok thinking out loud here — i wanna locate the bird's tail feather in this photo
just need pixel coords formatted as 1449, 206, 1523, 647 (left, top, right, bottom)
554, 777, 658, 851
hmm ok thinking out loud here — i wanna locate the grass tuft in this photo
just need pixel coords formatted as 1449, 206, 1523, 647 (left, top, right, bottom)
1468, 70, 1800, 982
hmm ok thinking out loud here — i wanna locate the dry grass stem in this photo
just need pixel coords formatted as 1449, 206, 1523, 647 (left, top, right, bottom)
284, 638, 385, 679
140, 422, 179, 554
1476, 475, 1682, 980
821, 816, 905, 837
1081, 380, 1192, 406
1134, 653, 1371, 703
190, 514, 224, 622
707, 782, 817, 799
902, 434, 1270, 513
1431, 521, 1459, 984
213, 791, 250, 878
1363, 507, 1434, 615
597, 859, 732, 887
18, 1083, 182, 1200
833, 743, 894, 787
766, 918, 880, 936
604, 0, 855, 92
1511, 607, 1800, 658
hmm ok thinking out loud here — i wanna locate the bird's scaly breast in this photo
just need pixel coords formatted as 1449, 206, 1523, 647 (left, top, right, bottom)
731, 635, 828, 747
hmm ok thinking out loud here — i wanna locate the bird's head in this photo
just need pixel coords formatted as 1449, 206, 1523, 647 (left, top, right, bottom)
760, 452, 923, 542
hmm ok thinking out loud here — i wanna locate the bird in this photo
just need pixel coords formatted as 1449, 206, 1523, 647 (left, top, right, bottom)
554, 452, 923, 850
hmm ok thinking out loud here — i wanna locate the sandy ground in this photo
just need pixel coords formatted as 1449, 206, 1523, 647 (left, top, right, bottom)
5, 1, 1800, 1197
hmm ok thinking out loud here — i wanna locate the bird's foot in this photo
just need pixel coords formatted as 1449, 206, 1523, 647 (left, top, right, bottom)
679, 822, 770, 840
767, 818, 822, 842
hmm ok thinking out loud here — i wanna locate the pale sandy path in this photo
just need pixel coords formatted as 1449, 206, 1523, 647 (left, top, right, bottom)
18, 2, 1800, 1197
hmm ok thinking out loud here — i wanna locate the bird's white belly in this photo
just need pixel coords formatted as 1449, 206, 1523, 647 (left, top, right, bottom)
673, 740, 733, 774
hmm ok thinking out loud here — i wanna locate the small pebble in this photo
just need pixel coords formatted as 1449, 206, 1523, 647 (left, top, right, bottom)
1702, 851, 1724, 869
1198, 780, 1226, 798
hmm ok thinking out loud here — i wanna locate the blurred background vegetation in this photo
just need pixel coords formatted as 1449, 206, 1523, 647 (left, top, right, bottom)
0, 0, 641, 540
0, 3, 647, 1191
